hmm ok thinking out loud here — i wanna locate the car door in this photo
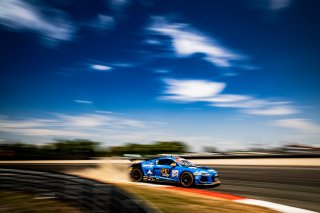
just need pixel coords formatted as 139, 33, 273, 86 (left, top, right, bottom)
154, 159, 175, 180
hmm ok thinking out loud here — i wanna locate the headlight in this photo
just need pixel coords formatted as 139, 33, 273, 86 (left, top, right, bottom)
193, 171, 201, 176
129, 167, 133, 171
193, 171, 209, 176
201, 172, 210, 176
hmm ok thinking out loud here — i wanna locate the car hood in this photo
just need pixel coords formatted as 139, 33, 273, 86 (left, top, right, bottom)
184, 166, 218, 175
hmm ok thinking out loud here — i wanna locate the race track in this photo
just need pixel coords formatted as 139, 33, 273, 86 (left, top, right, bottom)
1, 161, 319, 212
205, 165, 320, 212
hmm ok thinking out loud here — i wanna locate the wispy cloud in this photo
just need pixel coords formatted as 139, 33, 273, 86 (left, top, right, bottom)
272, 119, 320, 133
58, 60, 118, 76
74, 100, 92, 104
247, 0, 292, 11
3, 113, 317, 151
211, 99, 298, 115
161, 79, 225, 102
2, 112, 231, 151
111, 63, 135, 68
95, 110, 113, 114
145, 39, 163, 45
202, 95, 251, 103
89, 14, 115, 32
211, 99, 298, 116
0, 0, 76, 44
147, 17, 247, 68
90, 64, 112, 71
211, 99, 268, 108
154, 69, 170, 74
243, 105, 298, 116
108, 0, 130, 18
269, 0, 291, 10
0, 113, 155, 143
0, 112, 246, 151
161, 78, 298, 116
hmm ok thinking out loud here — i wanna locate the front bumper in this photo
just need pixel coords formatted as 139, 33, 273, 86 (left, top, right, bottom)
196, 180, 221, 186
194, 174, 220, 186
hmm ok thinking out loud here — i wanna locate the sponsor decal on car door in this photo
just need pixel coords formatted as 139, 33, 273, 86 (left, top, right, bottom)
161, 168, 170, 177
171, 170, 179, 177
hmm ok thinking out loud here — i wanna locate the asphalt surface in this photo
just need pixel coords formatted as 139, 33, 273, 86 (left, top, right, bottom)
205, 165, 320, 212
1, 162, 319, 212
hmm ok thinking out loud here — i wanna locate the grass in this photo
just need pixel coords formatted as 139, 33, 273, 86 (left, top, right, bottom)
0, 191, 82, 213
118, 183, 279, 213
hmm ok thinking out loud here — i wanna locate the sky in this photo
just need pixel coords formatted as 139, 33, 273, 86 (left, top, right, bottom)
0, 0, 319, 151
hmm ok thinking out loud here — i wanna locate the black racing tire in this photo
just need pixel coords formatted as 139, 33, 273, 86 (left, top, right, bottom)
130, 168, 143, 182
180, 172, 194, 187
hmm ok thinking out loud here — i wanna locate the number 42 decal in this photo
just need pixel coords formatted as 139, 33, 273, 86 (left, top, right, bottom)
161, 168, 170, 177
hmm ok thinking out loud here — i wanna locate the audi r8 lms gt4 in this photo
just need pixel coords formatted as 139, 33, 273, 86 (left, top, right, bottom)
129, 156, 220, 187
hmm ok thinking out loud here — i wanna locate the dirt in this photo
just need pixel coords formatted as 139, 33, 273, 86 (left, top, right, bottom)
70, 163, 131, 183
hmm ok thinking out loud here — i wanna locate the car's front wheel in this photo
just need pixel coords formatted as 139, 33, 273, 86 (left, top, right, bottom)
180, 172, 194, 187
130, 168, 143, 182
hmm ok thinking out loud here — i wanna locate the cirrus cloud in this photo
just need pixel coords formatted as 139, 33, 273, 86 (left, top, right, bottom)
90, 64, 112, 71
243, 105, 298, 116
272, 119, 320, 133
148, 17, 247, 68
0, 0, 76, 44
74, 100, 92, 104
161, 78, 299, 116
162, 79, 225, 101
0, 112, 155, 144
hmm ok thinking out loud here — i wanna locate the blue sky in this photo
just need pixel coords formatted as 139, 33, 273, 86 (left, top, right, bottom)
0, 0, 319, 151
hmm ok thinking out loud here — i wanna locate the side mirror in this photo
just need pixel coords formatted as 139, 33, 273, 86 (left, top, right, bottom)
170, 162, 177, 167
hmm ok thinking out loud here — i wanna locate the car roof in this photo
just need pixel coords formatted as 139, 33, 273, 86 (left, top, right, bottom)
147, 156, 180, 161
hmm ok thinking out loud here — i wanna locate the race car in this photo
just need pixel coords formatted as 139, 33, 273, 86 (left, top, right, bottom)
129, 156, 220, 187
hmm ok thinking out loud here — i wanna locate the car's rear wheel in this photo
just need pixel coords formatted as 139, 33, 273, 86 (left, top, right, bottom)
180, 172, 194, 187
130, 168, 143, 182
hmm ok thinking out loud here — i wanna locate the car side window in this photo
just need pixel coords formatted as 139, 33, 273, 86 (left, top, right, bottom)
157, 159, 166, 165
158, 159, 174, 165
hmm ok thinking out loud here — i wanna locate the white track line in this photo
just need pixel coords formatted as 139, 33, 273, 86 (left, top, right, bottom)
236, 199, 317, 213
129, 183, 318, 212
105, 178, 318, 212
132, 182, 169, 187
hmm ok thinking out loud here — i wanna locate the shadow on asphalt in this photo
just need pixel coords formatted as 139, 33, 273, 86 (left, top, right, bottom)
141, 180, 221, 189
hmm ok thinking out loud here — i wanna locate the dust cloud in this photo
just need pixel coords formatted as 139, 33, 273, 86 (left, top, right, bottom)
69, 163, 131, 183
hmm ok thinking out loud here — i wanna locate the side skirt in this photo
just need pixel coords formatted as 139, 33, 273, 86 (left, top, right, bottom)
143, 176, 180, 183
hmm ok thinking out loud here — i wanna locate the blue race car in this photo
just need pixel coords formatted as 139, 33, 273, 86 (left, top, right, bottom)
129, 156, 220, 187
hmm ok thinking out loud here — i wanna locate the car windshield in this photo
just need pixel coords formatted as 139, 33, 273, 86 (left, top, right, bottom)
177, 159, 195, 167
